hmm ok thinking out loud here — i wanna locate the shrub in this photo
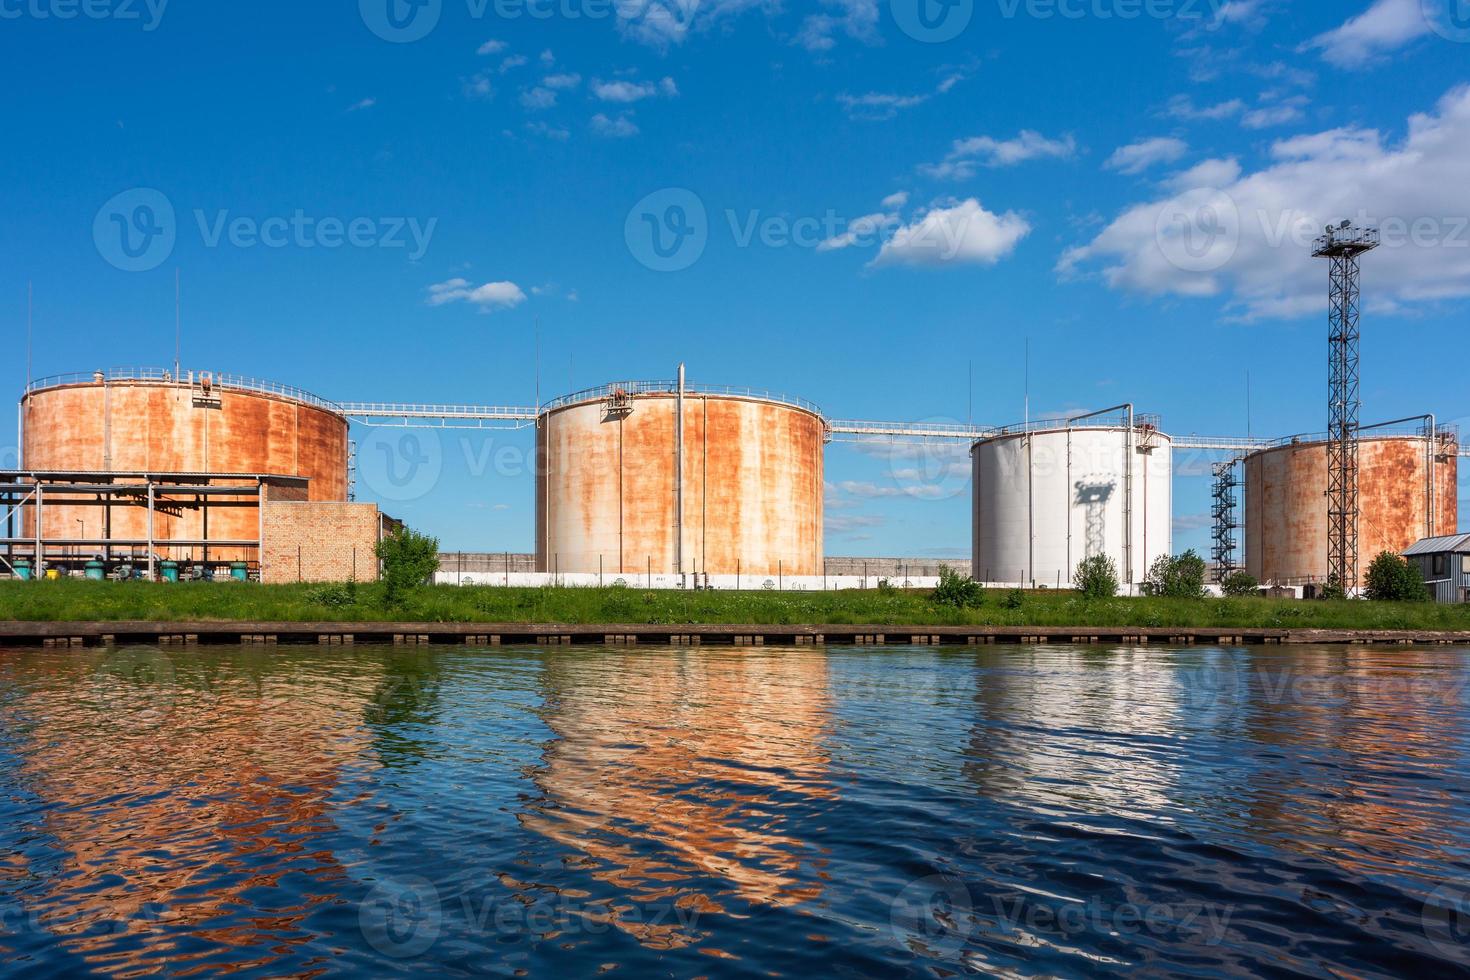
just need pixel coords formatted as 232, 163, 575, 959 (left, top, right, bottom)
1074, 554, 1119, 600
306, 580, 358, 609
932, 567, 984, 608
1363, 551, 1429, 602
1318, 578, 1349, 602
1003, 588, 1025, 610
1220, 571, 1259, 598
376, 527, 441, 607
1143, 550, 1207, 599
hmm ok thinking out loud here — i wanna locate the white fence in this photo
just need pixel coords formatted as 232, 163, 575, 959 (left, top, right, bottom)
434, 571, 943, 591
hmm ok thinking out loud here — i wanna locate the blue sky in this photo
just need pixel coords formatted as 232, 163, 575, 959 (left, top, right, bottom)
4, 0, 1468, 557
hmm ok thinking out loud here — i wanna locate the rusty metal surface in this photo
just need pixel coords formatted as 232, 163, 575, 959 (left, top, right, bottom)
1244, 436, 1459, 584
536, 393, 824, 576
20, 380, 349, 558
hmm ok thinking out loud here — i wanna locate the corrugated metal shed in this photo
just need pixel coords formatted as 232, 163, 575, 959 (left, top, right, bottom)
1402, 533, 1470, 603
1403, 533, 1470, 556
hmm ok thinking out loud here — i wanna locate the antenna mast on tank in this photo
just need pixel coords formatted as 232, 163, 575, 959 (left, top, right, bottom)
1313, 219, 1378, 594
174, 268, 181, 383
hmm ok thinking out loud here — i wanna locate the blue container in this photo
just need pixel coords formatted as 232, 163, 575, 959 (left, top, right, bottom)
85, 560, 105, 581
160, 561, 179, 583
230, 562, 249, 582
14, 558, 32, 581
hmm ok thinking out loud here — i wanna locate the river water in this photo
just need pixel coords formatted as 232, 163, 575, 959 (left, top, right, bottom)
0, 643, 1468, 977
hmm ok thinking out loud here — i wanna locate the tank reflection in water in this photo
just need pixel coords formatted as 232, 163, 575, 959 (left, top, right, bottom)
0, 643, 1468, 976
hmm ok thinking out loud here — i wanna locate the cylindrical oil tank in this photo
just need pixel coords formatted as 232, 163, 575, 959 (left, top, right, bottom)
535, 383, 825, 576
971, 424, 1173, 587
1244, 434, 1458, 585
20, 371, 350, 559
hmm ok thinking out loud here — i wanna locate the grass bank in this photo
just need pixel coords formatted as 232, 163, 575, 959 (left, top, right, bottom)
2, 580, 1468, 631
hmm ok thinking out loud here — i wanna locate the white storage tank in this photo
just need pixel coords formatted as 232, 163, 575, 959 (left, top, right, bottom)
971, 415, 1172, 588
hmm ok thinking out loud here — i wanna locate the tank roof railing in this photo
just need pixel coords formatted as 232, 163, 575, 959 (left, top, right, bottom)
985, 408, 1161, 438
540, 380, 824, 417
24, 367, 344, 414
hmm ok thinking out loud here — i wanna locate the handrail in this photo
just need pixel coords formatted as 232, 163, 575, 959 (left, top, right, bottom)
540, 380, 824, 416
25, 367, 344, 413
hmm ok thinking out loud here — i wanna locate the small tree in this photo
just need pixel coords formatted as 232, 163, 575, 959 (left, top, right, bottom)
932, 567, 984, 608
1143, 550, 1208, 599
1221, 571, 1259, 597
1074, 554, 1119, 600
1363, 550, 1429, 602
376, 527, 441, 607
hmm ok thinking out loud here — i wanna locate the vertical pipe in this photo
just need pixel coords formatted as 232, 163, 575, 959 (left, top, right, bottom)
1123, 405, 1135, 585
1427, 415, 1437, 538
1026, 434, 1034, 588
257, 478, 264, 580
34, 482, 43, 578
146, 482, 154, 581
675, 363, 685, 577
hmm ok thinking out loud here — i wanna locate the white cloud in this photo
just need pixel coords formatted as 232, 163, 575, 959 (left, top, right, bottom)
427, 279, 528, 312
527, 121, 571, 141
591, 112, 639, 138
1164, 95, 1246, 121
591, 77, 678, 102
1105, 137, 1188, 175
542, 73, 582, 90
1058, 85, 1470, 319
463, 74, 493, 100
1161, 157, 1243, 192
540, 49, 555, 65
837, 91, 928, 121
795, 0, 880, 51
881, 191, 909, 210
1305, 0, 1430, 68
1241, 99, 1307, 129
919, 131, 1076, 179
818, 211, 897, 252
872, 199, 1031, 267
477, 39, 507, 55
520, 87, 557, 110
837, 68, 971, 121
500, 55, 529, 73
614, 0, 764, 47
347, 97, 376, 112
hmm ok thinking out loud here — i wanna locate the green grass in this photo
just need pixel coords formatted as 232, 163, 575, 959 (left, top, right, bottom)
2, 580, 1469, 631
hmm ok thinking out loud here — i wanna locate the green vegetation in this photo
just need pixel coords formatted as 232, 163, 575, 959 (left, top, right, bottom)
1074, 555, 1120, 600
1143, 550, 1208, 600
1363, 550, 1430, 602
376, 528, 441, 607
930, 567, 984, 608
1, 579, 1468, 631
1221, 571, 1260, 598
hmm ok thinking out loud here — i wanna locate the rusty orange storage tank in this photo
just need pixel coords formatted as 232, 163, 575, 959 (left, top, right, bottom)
535, 377, 825, 576
1244, 434, 1458, 586
20, 370, 350, 558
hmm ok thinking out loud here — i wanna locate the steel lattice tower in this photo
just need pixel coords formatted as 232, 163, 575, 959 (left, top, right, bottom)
1312, 221, 1378, 592
1210, 458, 1240, 583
